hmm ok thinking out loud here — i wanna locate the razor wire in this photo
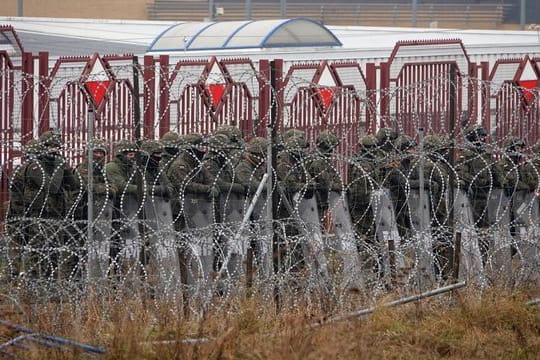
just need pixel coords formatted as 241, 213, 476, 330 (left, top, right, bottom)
0, 64, 539, 320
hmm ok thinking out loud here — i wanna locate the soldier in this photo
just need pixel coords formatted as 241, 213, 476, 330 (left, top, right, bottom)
6, 139, 42, 280
277, 132, 330, 290
168, 133, 218, 290
309, 130, 364, 291
501, 136, 539, 282
387, 134, 417, 238
348, 135, 378, 241
139, 139, 181, 293
374, 127, 399, 186
457, 125, 504, 249
235, 137, 270, 274
72, 139, 116, 280
308, 130, 342, 215
8, 130, 77, 280
423, 134, 452, 278
213, 124, 245, 167
105, 140, 142, 281
160, 131, 182, 173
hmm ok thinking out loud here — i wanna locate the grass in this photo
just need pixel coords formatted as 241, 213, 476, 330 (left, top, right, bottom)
0, 287, 539, 359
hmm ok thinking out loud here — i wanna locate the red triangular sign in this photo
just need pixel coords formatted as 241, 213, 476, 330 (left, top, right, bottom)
519, 80, 539, 104
207, 84, 225, 106
317, 87, 335, 110
85, 80, 110, 107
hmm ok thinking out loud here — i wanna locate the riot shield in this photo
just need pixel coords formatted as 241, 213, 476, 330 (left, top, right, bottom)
182, 193, 215, 287
86, 196, 113, 281
328, 191, 364, 291
453, 189, 484, 284
144, 194, 182, 294
372, 189, 404, 284
407, 188, 435, 289
486, 188, 512, 283
115, 193, 141, 282
220, 192, 248, 282
294, 192, 331, 290
512, 190, 540, 284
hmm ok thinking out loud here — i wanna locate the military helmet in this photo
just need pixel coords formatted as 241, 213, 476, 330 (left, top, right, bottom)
503, 136, 525, 152
360, 135, 377, 150
141, 139, 162, 155
375, 127, 398, 146
464, 125, 488, 143
316, 130, 338, 149
281, 129, 306, 143
284, 134, 308, 151
23, 139, 42, 156
114, 140, 137, 156
214, 124, 243, 144
182, 133, 204, 148
89, 138, 107, 154
395, 134, 416, 151
247, 137, 268, 155
39, 130, 62, 147
160, 131, 181, 148
207, 133, 231, 150
423, 134, 443, 150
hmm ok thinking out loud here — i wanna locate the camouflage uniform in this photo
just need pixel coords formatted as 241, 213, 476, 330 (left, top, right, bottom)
213, 124, 245, 167
373, 127, 399, 187
235, 137, 268, 196
70, 139, 115, 279
457, 125, 504, 229
348, 135, 378, 240
7, 131, 78, 279
500, 137, 534, 194
139, 139, 172, 200
105, 140, 141, 265
307, 130, 342, 210
387, 134, 418, 238
160, 131, 182, 173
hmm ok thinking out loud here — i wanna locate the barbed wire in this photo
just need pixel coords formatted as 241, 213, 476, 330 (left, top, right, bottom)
0, 65, 539, 320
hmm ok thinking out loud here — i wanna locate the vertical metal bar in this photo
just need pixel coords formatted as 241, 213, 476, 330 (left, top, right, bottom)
159, 55, 170, 138
17, 0, 23, 16
412, 0, 418, 27
87, 107, 94, 258
38, 51, 49, 135
245, 0, 252, 20
280, 0, 286, 18
520, 0, 526, 31
21, 52, 33, 144
448, 63, 457, 266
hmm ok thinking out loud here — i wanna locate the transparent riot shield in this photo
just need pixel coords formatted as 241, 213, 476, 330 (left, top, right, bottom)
294, 192, 331, 290
115, 193, 141, 283
144, 194, 181, 295
454, 189, 484, 284
372, 188, 404, 285
86, 196, 113, 281
512, 190, 540, 284
220, 192, 248, 283
407, 188, 435, 289
328, 191, 364, 291
486, 188, 512, 283
182, 193, 215, 288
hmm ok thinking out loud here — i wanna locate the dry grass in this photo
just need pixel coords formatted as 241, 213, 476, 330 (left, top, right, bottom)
1, 287, 539, 359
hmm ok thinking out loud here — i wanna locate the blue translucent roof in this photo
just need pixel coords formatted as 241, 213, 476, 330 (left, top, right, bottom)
147, 18, 342, 52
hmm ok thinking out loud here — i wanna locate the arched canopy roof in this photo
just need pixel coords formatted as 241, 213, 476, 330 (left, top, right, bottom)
147, 18, 342, 52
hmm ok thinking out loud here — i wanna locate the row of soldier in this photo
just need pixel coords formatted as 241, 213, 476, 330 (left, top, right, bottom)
5, 124, 540, 295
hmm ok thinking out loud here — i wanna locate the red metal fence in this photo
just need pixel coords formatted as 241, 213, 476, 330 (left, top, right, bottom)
1, 26, 539, 221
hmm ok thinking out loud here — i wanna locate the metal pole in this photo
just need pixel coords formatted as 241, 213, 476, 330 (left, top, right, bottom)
312, 281, 466, 326
87, 107, 94, 258
412, 0, 418, 27
448, 63, 457, 269
245, 0, 252, 20
17, 0, 23, 17
209, 0, 215, 21
520, 0, 526, 30
280, 0, 286, 18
